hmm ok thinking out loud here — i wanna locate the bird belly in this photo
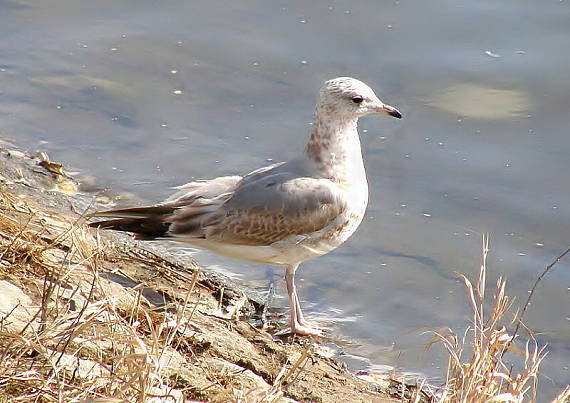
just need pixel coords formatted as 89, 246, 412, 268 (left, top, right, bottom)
269, 206, 366, 264
175, 237, 325, 266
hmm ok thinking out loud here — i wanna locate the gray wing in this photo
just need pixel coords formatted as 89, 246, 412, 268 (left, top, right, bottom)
89, 175, 242, 240
169, 162, 348, 245
166, 175, 242, 204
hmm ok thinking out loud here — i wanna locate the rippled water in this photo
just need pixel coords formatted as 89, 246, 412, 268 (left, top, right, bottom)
2, 0, 569, 399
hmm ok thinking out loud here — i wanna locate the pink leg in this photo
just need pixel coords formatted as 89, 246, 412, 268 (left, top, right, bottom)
285, 264, 321, 336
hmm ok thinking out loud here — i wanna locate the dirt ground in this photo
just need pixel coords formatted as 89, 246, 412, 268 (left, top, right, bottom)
0, 141, 430, 402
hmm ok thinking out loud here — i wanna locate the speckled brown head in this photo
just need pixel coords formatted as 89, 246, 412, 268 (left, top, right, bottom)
318, 77, 402, 120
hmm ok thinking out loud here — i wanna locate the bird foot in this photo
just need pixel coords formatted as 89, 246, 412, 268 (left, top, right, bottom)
291, 321, 322, 336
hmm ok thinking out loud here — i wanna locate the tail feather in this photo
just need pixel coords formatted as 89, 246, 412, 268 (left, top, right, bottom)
89, 205, 177, 240
88, 176, 235, 241
89, 217, 170, 240
88, 205, 176, 219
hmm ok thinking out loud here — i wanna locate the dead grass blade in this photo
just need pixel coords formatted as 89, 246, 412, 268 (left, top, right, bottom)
427, 234, 569, 403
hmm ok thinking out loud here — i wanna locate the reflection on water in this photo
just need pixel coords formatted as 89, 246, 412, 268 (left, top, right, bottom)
1, 0, 569, 400
429, 84, 531, 119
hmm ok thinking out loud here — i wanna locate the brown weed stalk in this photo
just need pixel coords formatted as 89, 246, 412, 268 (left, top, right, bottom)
429, 235, 554, 403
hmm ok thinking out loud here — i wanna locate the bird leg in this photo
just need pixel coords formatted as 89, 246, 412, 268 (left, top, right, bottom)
285, 264, 321, 336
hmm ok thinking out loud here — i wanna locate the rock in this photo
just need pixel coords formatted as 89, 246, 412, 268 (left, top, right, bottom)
49, 351, 110, 382
0, 280, 34, 333
7, 149, 27, 159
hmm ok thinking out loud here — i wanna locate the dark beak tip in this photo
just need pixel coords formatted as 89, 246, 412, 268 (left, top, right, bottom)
389, 109, 402, 119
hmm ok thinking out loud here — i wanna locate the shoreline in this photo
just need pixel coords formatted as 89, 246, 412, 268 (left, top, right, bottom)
0, 142, 426, 401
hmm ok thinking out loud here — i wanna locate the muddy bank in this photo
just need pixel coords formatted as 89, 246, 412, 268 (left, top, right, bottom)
0, 142, 428, 402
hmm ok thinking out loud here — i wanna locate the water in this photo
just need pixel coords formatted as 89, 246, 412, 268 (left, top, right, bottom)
2, 0, 569, 399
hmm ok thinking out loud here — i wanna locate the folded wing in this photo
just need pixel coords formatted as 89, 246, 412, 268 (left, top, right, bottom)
90, 166, 347, 246
170, 172, 347, 245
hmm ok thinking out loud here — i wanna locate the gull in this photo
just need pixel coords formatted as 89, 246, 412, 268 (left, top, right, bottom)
89, 77, 402, 335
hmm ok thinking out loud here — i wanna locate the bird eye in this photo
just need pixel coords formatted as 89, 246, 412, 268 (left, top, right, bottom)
352, 96, 364, 104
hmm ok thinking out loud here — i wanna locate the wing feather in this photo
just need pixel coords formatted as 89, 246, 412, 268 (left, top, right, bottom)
169, 173, 347, 245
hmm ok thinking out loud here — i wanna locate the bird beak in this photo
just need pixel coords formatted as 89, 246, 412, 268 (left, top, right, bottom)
379, 104, 402, 119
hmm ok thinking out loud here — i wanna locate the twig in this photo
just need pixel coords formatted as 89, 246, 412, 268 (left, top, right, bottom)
506, 245, 570, 356
261, 281, 275, 329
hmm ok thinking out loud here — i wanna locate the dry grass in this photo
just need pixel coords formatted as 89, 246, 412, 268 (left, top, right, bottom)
0, 191, 189, 401
428, 235, 570, 403
2, 159, 569, 402
0, 188, 283, 402
0, 185, 368, 403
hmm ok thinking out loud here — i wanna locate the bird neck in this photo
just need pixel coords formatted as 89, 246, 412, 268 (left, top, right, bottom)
304, 108, 364, 183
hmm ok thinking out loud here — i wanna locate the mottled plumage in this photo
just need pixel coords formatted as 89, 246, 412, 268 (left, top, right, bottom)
90, 77, 402, 335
